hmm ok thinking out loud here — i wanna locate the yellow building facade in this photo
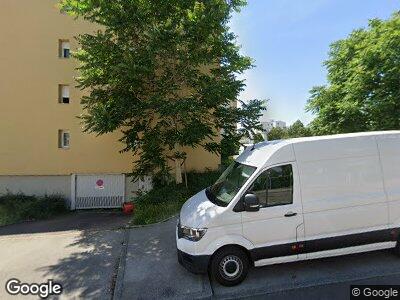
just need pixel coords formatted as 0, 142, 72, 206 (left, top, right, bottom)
0, 0, 220, 207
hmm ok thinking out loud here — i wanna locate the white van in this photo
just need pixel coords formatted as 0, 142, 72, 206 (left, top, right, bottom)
176, 131, 400, 286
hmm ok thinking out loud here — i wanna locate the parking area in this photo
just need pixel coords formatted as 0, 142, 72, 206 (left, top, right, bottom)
2, 213, 400, 299
120, 217, 400, 300
0, 212, 130, 300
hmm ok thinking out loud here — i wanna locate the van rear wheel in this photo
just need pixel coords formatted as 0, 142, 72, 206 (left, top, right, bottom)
210, 247, 249, 286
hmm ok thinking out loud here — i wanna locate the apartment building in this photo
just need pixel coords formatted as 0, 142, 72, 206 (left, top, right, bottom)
260, 119, 287, 134
0, 0, 220, 209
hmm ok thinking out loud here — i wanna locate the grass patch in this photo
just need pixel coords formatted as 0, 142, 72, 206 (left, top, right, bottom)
0, 194, 68, 226
132, 170, 221, 225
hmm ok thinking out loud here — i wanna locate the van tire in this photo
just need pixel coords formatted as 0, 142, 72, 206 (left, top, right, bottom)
210, 247, 249, 286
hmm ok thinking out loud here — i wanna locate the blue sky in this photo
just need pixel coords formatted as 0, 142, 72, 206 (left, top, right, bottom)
230, 0, 400, 125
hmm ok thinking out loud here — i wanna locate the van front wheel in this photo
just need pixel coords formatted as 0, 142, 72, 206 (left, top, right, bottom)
210, 247, 249, 286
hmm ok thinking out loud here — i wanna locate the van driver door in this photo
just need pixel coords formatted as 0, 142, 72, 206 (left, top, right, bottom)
241, 162, 305, 264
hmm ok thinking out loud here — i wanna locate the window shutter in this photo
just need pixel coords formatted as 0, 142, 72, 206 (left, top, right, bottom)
62, 86, 69, 98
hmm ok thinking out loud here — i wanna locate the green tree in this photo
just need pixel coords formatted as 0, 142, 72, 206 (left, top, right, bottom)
252, 132, 265, 143
307, 13, 400, 135
287, 120, 312, 138
267, 120, 312, 141
59, 0, 265, 183
267, 127, 287, 141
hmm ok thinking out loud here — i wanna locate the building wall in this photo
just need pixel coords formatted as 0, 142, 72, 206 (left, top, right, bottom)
0, 175, 146, 205
0, 175, 71, 200
0, 0, 220, 178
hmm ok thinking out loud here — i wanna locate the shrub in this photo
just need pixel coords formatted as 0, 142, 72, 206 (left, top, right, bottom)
0, 194, 68, 226
132, 170, 222, 225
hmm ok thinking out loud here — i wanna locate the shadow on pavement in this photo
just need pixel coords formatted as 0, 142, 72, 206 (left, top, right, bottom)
121, 217, 212, 300
0, 211, 130, 236
37, 228, 126, 299
0, 211, 129, 300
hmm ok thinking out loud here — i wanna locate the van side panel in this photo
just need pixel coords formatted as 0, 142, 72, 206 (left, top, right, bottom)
266, 144, 296, 166
294, 136, 388, 240
376, 134, 400, 227
294, 135, 377, 161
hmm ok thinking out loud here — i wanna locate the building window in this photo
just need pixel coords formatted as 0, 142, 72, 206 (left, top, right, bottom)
58, 130, 70, 149
58, 85, 70, 104
59, 40, 70, 58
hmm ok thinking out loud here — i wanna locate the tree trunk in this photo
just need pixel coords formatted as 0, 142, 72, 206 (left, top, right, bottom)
183, 160, 188, 188
175, 158, 183, 184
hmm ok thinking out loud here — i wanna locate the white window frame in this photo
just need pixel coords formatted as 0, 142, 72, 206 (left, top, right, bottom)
59, 130, 70, 149
59, 39, 70, 58
59, 84, 70, 104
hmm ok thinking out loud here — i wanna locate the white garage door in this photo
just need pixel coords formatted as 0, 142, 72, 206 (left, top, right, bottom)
72, 174, 125, 209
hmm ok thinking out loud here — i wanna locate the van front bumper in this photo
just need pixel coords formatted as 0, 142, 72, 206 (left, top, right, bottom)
177, 249, 210, 274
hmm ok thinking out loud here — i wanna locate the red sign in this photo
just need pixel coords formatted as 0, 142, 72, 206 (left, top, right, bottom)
96, 179, 104, 189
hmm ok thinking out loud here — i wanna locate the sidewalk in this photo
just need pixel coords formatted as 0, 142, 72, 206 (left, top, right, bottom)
118, 218, 212, 300
0, 212, 130, 300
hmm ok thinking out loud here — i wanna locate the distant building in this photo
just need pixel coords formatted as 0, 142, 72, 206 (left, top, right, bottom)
261, 119, 286, 133
259, 119, 286, 140
238, 118, 287, 154
272, 120, 287, 130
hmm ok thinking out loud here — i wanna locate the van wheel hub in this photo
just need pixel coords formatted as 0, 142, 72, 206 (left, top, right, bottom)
219, 255, 242, 280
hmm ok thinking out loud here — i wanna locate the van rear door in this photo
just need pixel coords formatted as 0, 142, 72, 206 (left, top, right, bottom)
376, 134, 400, 229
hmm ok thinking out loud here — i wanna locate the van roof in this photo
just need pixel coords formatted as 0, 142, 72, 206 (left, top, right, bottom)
236, 130, 400, 167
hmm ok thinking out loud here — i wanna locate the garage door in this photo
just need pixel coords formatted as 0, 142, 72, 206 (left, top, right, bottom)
72, 174, 125, 209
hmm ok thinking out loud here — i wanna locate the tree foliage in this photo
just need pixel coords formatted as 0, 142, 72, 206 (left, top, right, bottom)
252, 132, 265, 143
287, 120, 312, 138
267, 127, 286, 141
267, 120, 311, 141
307, 13, 400, 134
59, 0, 265, 182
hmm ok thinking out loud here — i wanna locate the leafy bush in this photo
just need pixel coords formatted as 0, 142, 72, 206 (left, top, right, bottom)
132, 170, 222, 225
0, 194, 68, 226
132, 201, 184, 226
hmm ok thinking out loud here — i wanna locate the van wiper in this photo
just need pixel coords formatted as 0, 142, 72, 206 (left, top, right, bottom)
205, 187, 228, 207
205, 187, 216, 203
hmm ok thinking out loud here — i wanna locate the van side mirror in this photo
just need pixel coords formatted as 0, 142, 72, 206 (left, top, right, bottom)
244, 193, 260, 212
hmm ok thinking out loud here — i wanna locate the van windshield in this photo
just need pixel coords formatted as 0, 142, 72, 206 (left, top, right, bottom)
207, 162, 256, 206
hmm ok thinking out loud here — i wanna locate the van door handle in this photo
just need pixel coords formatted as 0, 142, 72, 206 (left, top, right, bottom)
284, 212, 297, 217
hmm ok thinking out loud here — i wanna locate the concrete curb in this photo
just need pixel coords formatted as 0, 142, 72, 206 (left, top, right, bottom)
112, 228, 130, 300
125, 214, 178, 229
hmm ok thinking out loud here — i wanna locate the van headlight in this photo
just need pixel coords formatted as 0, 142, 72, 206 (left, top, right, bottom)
181, 226, 207, 241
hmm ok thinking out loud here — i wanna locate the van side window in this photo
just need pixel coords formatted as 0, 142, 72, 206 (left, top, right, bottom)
249, 164, 293, 207
266, 164, 293, 206
249, 172, 268, 206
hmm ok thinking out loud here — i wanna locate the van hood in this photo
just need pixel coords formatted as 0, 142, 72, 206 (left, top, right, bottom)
179, 189, 218, 228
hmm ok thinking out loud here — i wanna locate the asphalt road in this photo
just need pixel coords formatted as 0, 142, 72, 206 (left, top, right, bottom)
121, 217, 400, 300
242, 274, 400, 300
212, 249, 400, 299
2, 214, 400, 300
0, 212, 129, 300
